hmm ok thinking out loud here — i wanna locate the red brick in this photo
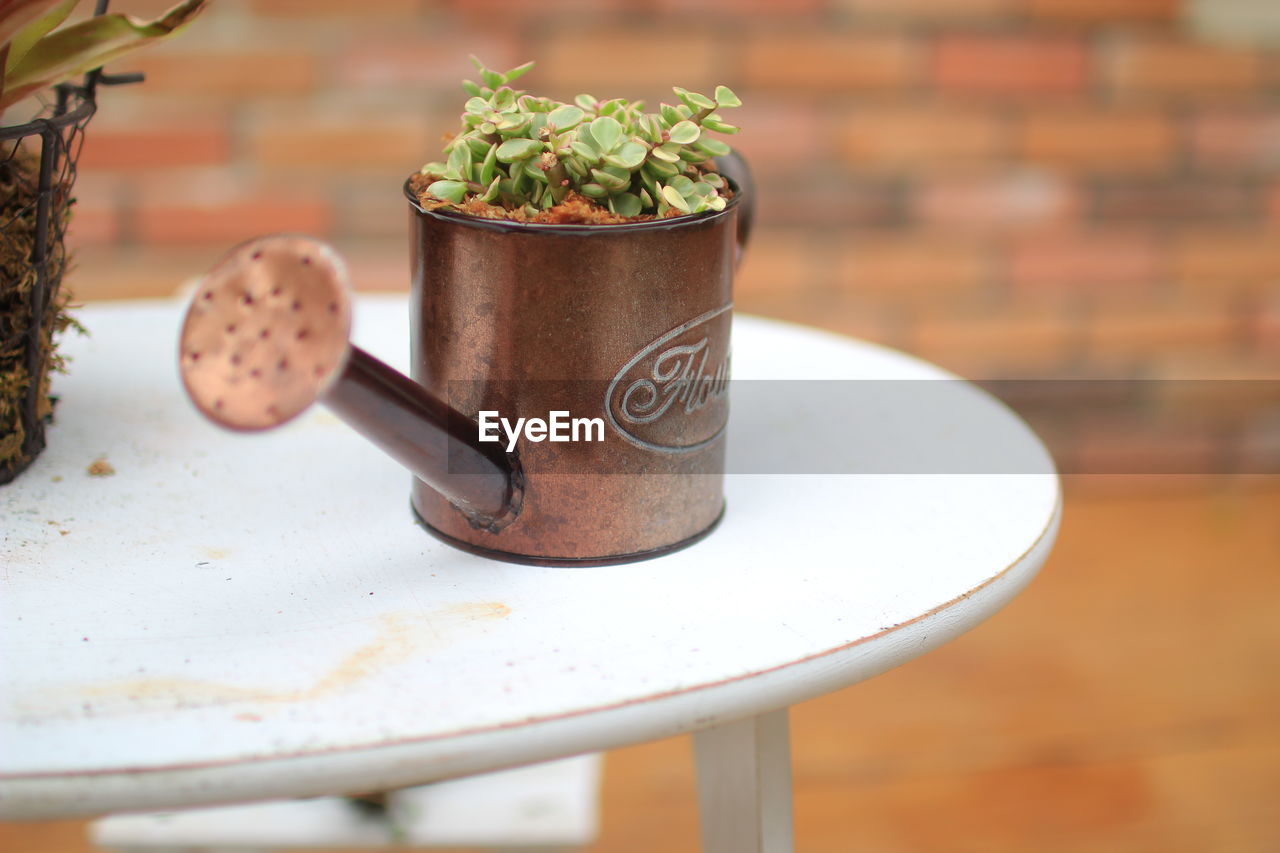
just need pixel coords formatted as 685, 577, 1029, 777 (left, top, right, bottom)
737, 232, 821, 298
754, 176, 902, 229
1008, 231, 1161, 293
742, 33, 917, 92
136, 194, 333, 246
914, 171, 1078, 230
841, 108, 1006, 172
1174, 231, 1280, 287
1020, 111, 1176, 173
1095, 179, 1257, 223
1190, 112, 1280, 171
250, 118, 431, 171
837, 235, 991, 297
1086, 301, 1240, 363
724, 101, 822, 176
1073, 422, 1224, 477
1269, 183, 1280, 226
911, 309, 1079, 375
338, 35, 519, 89
79, 124, 230, 170
1107, 41, 1264, 98
934, 36, 1089, 98
656, 0, 822, 13
127, 51, 316, 97
1257, 297, 1280, 357
248, 0, 421, 15
66, 201, 122, 249
1030, 0, 1178, 25
539, 31, 719, 99
837, 0, 1017, 22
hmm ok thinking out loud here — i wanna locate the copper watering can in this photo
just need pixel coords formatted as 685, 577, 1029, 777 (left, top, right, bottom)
178, 157, 752, 566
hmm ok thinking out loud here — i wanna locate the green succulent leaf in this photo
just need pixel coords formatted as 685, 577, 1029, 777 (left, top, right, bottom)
661, 184, 691, 214
588, 116, 623, 153
580, 182, 608, 199
427, 180, 469, 204
701, 117, 740, 134
503, 60, 535, 83
444, 143, 471, 180
590, 167, 630, 191
479, 176, 502, 203
650, 141, 683, 163
668, 120, 700, 144
610, 192, 643, 217
523, 158, 549, 182
547, 105, 584, 130
462, 79, 482, 96
642, 157, 679, 178
695, 138, 731, 157
570, 139, 599, 162
668, 175, 696, 197
492, 87, 516, 110
495, 138, 543, 162
673, 86, 715, 111
714, 85, 741, 108
478, 144, 498, 184
604, 140, 647, 169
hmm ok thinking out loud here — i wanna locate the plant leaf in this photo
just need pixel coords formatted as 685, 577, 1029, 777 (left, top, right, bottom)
5, 0, 77, 75
588, 115, 622, 153
661, 184, 691, 213
590, 167, 629, 191
0, 0, 67, 55
547, 104, 583, 130
668, 120, 699, 144
427, 180, 469, 204
502, 60, 534, 83
603, 140, 646, 169
570, 139, 599, 162
610, 192, 642, 217
714, 85, 741, 107
495, 137, 543, 162
478, 143, 498, 184
3, 0, 209, 112
695, 138, 731, 157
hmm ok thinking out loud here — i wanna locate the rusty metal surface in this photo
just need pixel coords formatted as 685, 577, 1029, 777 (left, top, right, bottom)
179, 189, 744, 564
407, 188, 743, 562
179, 236, 353, 431
179, 235, 515, 522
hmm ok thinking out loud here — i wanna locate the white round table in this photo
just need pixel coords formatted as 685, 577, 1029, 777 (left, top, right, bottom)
0, 297, 1060, 852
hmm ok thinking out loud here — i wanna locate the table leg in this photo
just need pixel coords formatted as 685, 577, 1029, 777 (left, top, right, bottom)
692, 708, 793, 853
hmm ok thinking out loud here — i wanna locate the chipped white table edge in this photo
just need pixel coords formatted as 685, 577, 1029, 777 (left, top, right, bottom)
1, 298, 1061, 853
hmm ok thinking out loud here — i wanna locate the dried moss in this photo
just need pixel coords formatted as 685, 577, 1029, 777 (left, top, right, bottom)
0, 146, 81, 483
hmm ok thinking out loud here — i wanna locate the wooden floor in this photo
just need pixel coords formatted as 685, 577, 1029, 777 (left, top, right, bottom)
3, 482, 1278, 852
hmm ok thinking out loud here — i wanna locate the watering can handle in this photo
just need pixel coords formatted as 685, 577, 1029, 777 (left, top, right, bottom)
714, 151, 754, 265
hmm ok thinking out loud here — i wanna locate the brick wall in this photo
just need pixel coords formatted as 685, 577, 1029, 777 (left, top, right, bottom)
64, 0, 1280, 479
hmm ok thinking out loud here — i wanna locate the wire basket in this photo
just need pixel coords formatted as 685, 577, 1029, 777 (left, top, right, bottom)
0, 79, 98, 484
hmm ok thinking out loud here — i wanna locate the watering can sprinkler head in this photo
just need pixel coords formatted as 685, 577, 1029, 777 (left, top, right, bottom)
178, 235, 521, 531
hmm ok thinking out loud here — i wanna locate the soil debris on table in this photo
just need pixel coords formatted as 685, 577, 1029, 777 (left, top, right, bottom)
86, 457, 115, 477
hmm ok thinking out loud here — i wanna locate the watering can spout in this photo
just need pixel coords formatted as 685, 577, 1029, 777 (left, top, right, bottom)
177, 235, 520, 531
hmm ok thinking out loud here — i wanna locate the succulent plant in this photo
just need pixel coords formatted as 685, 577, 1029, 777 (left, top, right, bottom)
416, 57, 741, 220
